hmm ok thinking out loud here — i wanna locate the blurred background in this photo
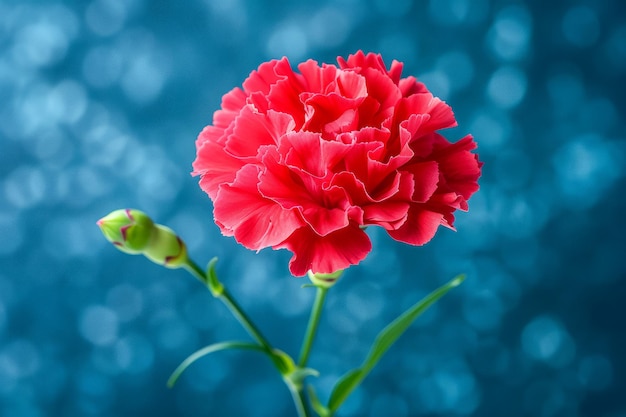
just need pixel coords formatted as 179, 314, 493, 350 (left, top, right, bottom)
1, 0, 625, 416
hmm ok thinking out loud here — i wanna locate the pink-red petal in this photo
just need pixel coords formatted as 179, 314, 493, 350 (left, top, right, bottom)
400, 160, 440, 203
259, 147, 353, 236
275, 224, 372, 276
388, 206, 445, 246
225, 107, 295, 159
214, 164, 304, 249
193, 131, 246, 199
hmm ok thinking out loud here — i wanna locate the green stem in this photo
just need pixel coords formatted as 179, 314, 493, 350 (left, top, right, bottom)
288, 384, 311, 417
298, 286, 328, 368
183, 260, 272, 351
220, 288, 273, 351
183, 258, 211, 285
184, 259, 312, 417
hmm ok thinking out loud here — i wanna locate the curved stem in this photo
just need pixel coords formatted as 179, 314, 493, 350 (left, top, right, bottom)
183, 260, 272, 351
184, 259, 312, 416
288, 384, 311, 417
183, 259, 210, 284
298, 286, 328, 368
220, 287, 273, 351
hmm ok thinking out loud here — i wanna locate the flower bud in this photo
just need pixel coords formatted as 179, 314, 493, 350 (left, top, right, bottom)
97, 209, 189, 269
143, 224, 188, 268
97, 209, 155, 254
307, 270, 343, 288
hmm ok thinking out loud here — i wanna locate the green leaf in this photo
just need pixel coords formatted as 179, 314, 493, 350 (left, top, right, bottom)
327, 369, 363, 412
206, 257, 224, 297
167, 341, 265, 388
366, 274, 465, 367
269, 348, 297, 376
327, 274, 465, 413
308, 385, 331, 417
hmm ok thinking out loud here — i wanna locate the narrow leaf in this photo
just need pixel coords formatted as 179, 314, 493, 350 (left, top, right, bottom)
206, 257, 224, 297
327, 274, 465, 412
167, 341, 265, 388
308, 385, 331, 417
270, 348, 297, 376
365, 274, 465, 370
327, 369, 363, 411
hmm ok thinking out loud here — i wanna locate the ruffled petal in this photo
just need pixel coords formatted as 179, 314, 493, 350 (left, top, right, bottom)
393, 94, 457, 137
275, 224, 372, 276
214, 164, 304, 249
302, 93, 363, 138
193, 128, 246, 199
338, 51, 391, 79
398, 76, 428, 97
431, 134, 482, 200
330, 170, 412, 229
297, 60, 339, 93
358, 67, 402, 125
387, 206, 445, 246
401, 160, 440, 203
225, 106, 295, 159
280, 131, 352, 178
259, 147, 353, 236
341, 128, 415, 192
212, 87, 247, 131
266, 64, 307, 128
242, 58, 289, 95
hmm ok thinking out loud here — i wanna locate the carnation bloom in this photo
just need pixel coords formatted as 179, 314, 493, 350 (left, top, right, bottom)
193, 51, 482, 276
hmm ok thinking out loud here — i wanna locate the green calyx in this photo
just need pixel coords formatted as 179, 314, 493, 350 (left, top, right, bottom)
307, 270, 343, 289
144, 225, 188, 268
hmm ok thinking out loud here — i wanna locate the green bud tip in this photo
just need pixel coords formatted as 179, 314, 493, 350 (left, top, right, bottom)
97, 209, 155, 254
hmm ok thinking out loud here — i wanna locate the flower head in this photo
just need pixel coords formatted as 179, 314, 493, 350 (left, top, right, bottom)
193, 51, 482, 276
97, 209, 188, 268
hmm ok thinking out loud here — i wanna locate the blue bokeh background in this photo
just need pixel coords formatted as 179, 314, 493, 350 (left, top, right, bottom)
1, 0, 625, 416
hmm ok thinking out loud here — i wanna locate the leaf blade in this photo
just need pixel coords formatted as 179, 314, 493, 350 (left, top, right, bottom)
167, 341, 266, 388
327, 369, 364, 412
365, 274, 465, 371
308, 384, 331, 417
327, 274, 465, 413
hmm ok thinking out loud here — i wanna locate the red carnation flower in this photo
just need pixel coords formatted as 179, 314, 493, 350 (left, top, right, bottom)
193, 51, 482, 276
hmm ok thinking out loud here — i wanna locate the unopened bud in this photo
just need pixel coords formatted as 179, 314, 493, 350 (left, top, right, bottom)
97, 209, 188, 269
143, 224, 188, 268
